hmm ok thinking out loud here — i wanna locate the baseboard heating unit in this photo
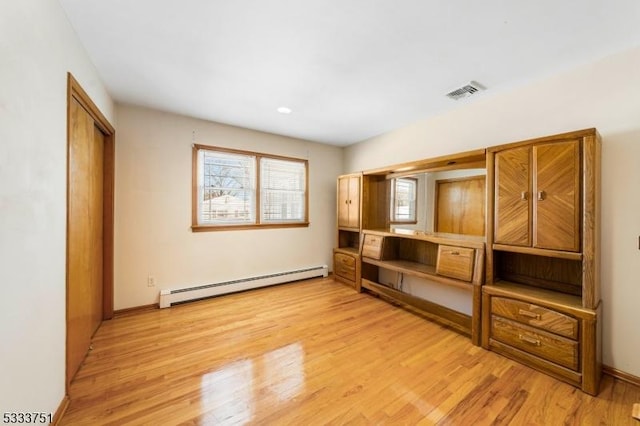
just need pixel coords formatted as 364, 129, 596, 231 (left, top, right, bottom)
159, 265, 328, 308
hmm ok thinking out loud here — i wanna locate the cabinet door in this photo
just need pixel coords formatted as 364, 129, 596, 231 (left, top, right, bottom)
347, 176, 360, 228
533, 140, 580, 252
494, 147, 531, 246
338, 176, 350, 227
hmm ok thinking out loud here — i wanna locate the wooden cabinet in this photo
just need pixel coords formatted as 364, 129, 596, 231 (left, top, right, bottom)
338, 174, 360, 229
485, 128, 601, 395
494, 139, 580, 252
335, 173, 362, 289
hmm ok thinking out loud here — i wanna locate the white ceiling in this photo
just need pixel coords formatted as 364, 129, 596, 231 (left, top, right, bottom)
59, 0, 640, 146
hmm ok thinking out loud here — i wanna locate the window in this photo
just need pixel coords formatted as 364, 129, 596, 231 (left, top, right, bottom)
193, 145, 308, 231
390, 177, 417, 223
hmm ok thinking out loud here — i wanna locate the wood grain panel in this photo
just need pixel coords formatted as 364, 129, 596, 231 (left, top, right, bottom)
361, 174, 388, 230
533, 139, 581, 252
491, 316, 578, 370
491, 297, 578, 339
435, 175, 486, 236
494, 147, 531, 246
436, 245, 475, 282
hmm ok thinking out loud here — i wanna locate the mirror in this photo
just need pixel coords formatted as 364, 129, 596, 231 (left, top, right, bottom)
389, 168, 486, 236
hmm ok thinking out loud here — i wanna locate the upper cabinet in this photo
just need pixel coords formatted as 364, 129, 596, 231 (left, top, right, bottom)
337, 174, 361, 229
494, 139, 580, 252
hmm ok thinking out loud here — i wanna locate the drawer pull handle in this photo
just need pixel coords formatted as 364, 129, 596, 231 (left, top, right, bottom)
520, 191, 528, 200
448, 251, 460, 256
518, 334, 541, 346
537, 190, 546, 201
518, 309, 541, 320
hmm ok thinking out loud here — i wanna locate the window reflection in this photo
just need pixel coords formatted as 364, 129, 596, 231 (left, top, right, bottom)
201, 359, 254, 424
200, 343, 305, 423
263, 343, 305, 401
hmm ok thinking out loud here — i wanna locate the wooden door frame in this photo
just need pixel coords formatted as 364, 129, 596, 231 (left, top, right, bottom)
66, 73, 115, 385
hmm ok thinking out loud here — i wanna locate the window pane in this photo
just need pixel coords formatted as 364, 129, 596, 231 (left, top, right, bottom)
392, 178, 417, 222
198, 150, 256, 225
260, 158, 306, 222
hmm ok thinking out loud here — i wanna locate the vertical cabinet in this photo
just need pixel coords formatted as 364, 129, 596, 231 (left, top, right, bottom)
484, 129, 601, 395
494, 139, 580, 252
334, 173, 362, 290
338, 174, 360, 229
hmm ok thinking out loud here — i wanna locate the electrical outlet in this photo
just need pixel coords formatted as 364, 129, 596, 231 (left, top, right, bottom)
147, 275, 156, 287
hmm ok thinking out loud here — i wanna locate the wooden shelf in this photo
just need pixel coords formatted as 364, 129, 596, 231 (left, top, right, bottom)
364, 228, 485, 249
362, 257, 475, 290
484, 280, 594, 319
493, 244, 582, 261
334, 246, 359, 256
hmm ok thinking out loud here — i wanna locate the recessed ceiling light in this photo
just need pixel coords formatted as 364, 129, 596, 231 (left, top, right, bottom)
277, 106, 292, 114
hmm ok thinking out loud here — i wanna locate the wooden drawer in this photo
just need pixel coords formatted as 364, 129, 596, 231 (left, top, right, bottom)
435, 245, 474, 282
491, 297, 578, 339
362, 234, 384, 259
491, 316, 578, 371
334, 253, 356, 281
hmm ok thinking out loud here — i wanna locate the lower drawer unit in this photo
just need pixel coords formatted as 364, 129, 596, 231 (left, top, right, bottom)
491, 297, 578, 339
334, 253, 356, 281
491, 316, 578, 371
333, 250, 360, 289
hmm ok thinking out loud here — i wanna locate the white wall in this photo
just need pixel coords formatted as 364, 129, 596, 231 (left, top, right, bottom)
0, 0, 114, 414
345, 46, 640, 377
114, 104, 342, 309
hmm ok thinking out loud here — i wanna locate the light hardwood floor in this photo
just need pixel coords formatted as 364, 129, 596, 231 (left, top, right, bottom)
61, 277, 640, 425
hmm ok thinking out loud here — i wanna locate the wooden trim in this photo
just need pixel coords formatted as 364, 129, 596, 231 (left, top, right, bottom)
67, 75, 115, 134
114, 303, 160, 318
363, 228, 485, 249
582, 132, 601, 308
603, 365, 640, 388
191, 144, 309, 229
66, 73, 115, 389
487, 128, 597, 153
485, 151, 495, 285
362, 148, 486, 176
191, 145, 198, 226
51, 394, 70, 426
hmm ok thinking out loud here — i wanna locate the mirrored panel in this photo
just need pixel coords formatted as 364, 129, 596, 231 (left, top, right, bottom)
389, 168, 486, 236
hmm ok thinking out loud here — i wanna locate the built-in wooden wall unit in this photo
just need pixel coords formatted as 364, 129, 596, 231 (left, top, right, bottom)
335, 129, 602, 395
482, 128, 602, 395
335, 149, 488, 345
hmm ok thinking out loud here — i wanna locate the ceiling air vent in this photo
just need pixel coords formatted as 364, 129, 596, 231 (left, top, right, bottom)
446, 81, 485, 100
